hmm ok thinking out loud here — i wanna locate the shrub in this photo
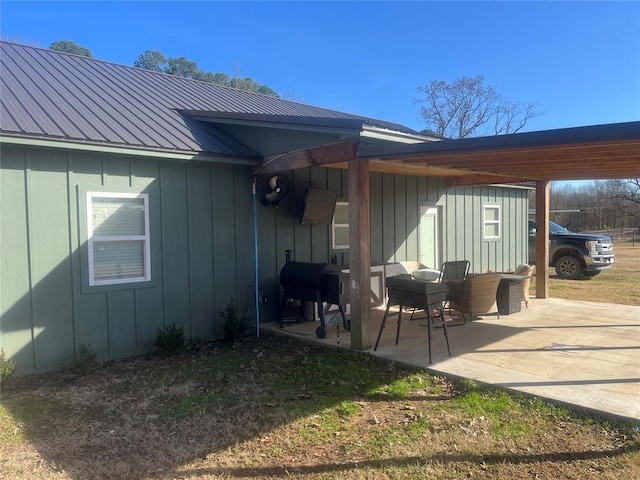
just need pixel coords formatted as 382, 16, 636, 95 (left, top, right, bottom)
153, 322, 185, 353
70, 344, 97, 374
221, 298, 250, 341
0, 349, 16, 387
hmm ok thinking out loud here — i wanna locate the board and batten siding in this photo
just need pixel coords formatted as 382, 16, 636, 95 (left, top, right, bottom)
441, 185, 530, 273
2, 146, 530, 371
256, 167, 529, 323
0, 144, 255, 373
257, 168, 446, 270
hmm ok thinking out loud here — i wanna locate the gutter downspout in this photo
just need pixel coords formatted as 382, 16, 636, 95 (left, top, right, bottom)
252, 177, 261, 338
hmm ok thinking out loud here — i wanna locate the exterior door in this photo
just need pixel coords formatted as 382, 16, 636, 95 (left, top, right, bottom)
419, 206, 440, 269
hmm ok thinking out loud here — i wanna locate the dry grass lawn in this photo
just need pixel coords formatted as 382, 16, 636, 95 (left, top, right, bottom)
1, 245, 639, 479
1, 334, 639, 480
531, 242, 640, 306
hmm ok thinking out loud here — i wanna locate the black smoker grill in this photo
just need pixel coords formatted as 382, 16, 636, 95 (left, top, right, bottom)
279, 261, 350, 338
374, 275, 451, 364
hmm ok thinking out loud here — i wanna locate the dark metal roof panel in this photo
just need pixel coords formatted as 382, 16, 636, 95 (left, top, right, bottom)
1, 42, 418, 156
361, 121, 640, 159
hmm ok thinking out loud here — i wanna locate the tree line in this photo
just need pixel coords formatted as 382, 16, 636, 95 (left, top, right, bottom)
542, 179, 640, 236
49, 40, 278, 97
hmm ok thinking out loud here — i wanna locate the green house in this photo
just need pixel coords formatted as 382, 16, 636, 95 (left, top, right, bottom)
0, 42, 529, 374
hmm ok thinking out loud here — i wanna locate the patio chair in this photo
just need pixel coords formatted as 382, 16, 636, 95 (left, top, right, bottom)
513, 264, 535, 308
438, 260, 470, 324
458, 273, 501, 321
398, 261, 425, 275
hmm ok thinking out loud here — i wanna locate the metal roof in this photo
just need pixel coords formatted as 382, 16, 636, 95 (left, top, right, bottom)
258, 121, 640, 184
0, 41, 420, 157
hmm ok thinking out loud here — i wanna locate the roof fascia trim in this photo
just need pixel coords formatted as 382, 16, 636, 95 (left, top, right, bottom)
0, 135, 261, 166
361, 125, 439, 144
182, 110, 364, 135
193, 117, 361, 139
186, 112, 431, 144
361, 121, 640, 159
182, 111, 434, 145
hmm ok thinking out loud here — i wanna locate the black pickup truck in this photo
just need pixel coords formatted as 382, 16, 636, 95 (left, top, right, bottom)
528, 220, 615, 280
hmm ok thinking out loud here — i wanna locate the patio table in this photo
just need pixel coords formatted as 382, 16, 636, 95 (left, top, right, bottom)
374, 276, 450, 364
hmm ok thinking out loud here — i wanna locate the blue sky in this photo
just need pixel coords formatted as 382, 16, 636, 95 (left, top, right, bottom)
2, 1, 639, 135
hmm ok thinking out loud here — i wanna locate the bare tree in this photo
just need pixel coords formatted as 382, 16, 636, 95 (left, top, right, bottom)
416, 75, 541, 138
546, 179, 640, 234
280, 88, 306, 103
607, 178, 640, 223
493, 100, 540, 135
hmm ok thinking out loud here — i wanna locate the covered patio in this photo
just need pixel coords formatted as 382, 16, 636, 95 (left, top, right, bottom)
262, 297, 640, 424
258, 121, 640, 351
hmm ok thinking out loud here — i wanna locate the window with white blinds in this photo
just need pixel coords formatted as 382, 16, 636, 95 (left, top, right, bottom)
87, 192, 150, 286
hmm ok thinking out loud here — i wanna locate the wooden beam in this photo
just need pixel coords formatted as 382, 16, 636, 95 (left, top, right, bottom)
368, 139, 640, 165
257, 142, 356, 175
394, 155, 640, 177
360, 139, 640, 184
325, 161, 480, 179
535, 181, 550, 299
348, 149, 371, 350
447, 174, 530, 187
368, 161, 473, 178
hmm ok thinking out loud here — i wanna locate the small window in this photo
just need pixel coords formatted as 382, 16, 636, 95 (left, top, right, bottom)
332, 201, 349, 249
87, 192, 150, 286
483, 205, 501, 240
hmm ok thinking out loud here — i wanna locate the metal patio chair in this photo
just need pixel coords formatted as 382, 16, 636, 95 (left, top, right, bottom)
438, 260, 470, 324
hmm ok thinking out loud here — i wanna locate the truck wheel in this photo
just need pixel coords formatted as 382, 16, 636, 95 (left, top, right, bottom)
555, 255, 584, 280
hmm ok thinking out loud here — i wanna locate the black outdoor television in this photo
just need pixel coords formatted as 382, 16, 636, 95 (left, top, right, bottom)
300, 188, 337, 225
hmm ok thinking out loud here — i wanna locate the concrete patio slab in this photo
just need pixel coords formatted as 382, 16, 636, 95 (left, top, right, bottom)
262, 298, 640, 424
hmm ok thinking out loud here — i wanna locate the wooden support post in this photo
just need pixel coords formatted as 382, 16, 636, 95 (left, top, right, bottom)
535, 180, 550, 299
348, 148, 371, 350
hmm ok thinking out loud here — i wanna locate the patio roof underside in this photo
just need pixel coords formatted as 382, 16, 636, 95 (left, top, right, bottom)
255, 121, 639, 350
261, 121, 640, 187
362, 139, 640, 187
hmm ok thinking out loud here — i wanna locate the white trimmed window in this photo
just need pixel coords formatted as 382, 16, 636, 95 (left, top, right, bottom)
87, 192, 150, 286
332, 201, 349, 250
483, 205, 501, 240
